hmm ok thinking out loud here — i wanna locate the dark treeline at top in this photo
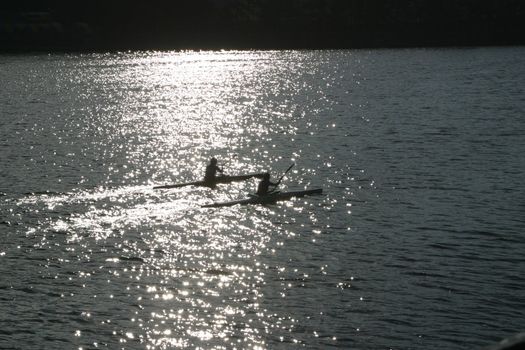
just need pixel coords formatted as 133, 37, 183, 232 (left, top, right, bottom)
1, 0, 524, 52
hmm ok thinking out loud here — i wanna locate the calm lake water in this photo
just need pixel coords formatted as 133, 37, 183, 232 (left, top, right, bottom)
1, 48, 525, 350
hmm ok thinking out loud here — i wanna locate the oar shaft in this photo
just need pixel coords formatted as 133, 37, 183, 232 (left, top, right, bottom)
275, 163, 295, 186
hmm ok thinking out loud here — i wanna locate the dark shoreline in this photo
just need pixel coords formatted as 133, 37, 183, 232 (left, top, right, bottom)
1, 0, 524, 53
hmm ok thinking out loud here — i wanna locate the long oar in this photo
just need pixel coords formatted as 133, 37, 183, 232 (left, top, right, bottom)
271, 163, 295, 191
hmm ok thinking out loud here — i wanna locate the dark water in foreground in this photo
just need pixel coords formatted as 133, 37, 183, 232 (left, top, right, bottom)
1, 48, 525, 349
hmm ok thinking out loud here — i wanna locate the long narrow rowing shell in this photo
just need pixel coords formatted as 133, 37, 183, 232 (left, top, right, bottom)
201, 188, 323, 208
153, 173, 266, 189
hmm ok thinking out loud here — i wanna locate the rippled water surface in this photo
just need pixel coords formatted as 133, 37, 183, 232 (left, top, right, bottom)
1, 48, 525, 349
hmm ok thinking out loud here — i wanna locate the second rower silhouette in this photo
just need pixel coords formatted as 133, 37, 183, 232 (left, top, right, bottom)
256, 173, 278, 196
204, 157, 224, 187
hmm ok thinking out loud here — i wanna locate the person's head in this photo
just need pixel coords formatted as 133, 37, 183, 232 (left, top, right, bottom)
210, 157, 217, 165
263, 172, 270, 180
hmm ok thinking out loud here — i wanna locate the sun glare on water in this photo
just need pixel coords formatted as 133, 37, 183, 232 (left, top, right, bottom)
16, 50, 330, 349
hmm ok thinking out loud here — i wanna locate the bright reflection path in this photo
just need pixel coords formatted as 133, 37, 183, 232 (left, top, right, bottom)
4, 51, 354, 349
3, 48, 525, 350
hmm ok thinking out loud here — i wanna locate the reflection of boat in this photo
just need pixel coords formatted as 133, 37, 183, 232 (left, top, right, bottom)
153, 173, 266, 189
201, 188, 323, 208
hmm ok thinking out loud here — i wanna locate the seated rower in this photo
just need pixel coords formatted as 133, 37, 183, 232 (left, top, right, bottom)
204, 157, 223, 187
256, 173, 278, 196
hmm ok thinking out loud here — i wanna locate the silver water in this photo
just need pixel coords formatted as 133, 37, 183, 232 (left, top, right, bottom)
1, 48, 525, 349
